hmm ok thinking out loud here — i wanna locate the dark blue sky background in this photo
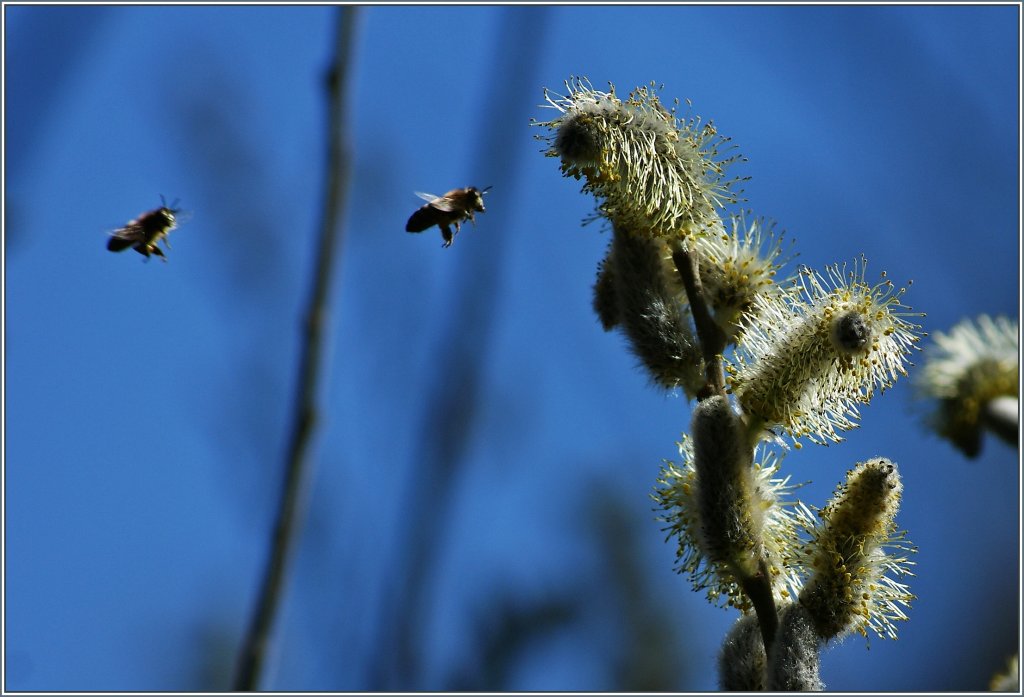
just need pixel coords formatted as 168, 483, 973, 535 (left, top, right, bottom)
4, 4, 1020, 692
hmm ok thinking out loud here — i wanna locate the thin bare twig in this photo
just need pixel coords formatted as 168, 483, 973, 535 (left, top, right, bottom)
233, 7, 358, 690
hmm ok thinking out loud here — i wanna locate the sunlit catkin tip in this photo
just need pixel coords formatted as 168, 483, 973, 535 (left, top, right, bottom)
609, 226, 704, 395
767, 602, 824, 691
535, 76, 743, 240
728, 258, 923, 445
718, 613, 766, 690
915, 315, 1019, 457
795, 458, 916, 642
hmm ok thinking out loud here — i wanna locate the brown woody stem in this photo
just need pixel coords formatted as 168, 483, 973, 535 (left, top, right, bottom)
671, 245, 727, 398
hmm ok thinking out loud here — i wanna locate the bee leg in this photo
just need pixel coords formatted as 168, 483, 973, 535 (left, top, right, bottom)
150, 245, 167, 262
440, 224, 453, 248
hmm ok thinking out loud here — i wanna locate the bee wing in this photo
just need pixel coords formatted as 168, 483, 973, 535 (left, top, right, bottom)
170, 209, 192, 226
109, 220, 148, 240
107, 221, 145, 251
418, 192, 462, 213
415, 191, 460, 212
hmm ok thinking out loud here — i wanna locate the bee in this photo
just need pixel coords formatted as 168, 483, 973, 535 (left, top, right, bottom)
107, 198, 182, 261
405, 186, 491, 248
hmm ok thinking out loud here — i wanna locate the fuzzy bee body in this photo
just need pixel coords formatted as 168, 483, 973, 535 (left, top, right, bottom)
405, 186, 490, 248
107, 201, 180, 261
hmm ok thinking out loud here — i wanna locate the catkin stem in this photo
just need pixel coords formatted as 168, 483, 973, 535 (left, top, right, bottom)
671, 245, 726, 398
738, 557, 780, 656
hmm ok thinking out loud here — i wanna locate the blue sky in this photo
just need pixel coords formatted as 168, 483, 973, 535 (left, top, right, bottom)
4, 4, 1020, 692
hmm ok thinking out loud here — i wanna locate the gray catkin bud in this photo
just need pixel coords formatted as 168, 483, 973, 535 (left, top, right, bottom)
592, 246, 619, 330
767, 602, 824, 691
609, 225, 704, 395
553, 112, 603, 167
831, 310, 871, 354
718, 613, 766, 690
692, 395, 758, 578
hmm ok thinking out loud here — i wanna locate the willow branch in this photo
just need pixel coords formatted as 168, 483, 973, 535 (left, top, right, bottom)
671, 243, 778, 653
738, 558, 780, 655
233, 7, 358, 690
671, 245, 727, 399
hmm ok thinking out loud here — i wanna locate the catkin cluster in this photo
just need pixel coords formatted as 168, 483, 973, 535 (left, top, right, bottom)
538, 76, 922, 691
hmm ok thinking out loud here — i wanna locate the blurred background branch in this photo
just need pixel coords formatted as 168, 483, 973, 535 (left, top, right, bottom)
233, 7, 359, 690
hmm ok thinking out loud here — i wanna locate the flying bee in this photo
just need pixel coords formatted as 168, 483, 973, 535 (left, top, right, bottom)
405, 186, 491, 248
107, 197, 182, 261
